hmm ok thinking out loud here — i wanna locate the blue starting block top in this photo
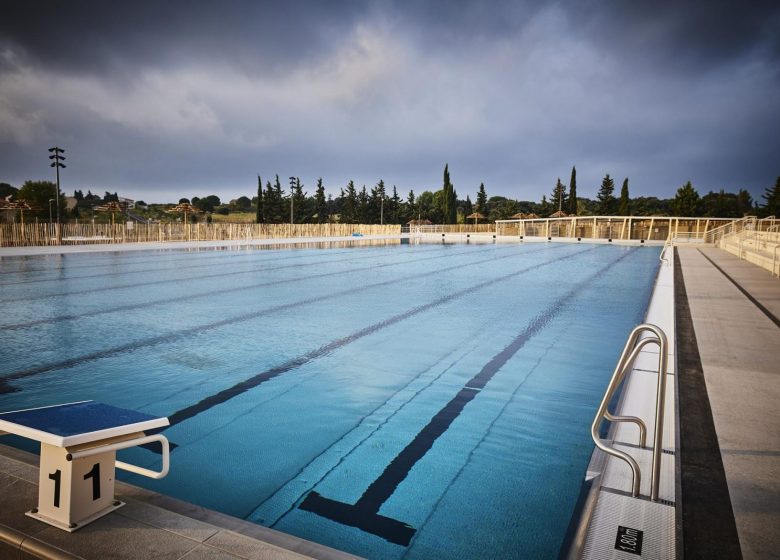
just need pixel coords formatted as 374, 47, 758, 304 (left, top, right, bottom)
0, 401, 169, 447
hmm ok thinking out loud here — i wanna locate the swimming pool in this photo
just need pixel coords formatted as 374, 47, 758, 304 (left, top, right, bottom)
0, 242, 660, 559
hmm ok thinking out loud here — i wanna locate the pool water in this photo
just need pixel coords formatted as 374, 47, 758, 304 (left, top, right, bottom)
0, 242, 660, 559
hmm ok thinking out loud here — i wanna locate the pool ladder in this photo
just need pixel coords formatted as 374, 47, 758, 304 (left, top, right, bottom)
591, 324, 669, 501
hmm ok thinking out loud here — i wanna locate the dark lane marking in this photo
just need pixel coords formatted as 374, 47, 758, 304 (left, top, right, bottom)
150, 245, 597, 441
676, 250, 743, 558
252, 343, 482, 521
697, 249, 780, 328
2, 245, 491, 330
299, 248, 635, 546
0, 243, 451, 304
0, 245, 559, 392
0, 246, 365, 286
0, 245, 360, 277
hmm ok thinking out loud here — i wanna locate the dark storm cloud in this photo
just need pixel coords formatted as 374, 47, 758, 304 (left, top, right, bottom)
0, 0, 778, 203
1, 1, 369, 79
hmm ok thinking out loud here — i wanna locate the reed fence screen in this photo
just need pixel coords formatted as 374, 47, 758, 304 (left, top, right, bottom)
0, 223, 402, 247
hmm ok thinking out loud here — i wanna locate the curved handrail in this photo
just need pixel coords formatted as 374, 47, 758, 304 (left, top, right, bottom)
591, 324, 668, 500
67, 433, 170, 480
660, 231, 672, 266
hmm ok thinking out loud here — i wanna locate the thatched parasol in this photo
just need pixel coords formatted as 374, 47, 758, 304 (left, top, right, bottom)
509, 212, 526, 220
466, 212, 486, 225
2, 200, 37, 225
407, 219, 432, 226
548, 210, 569, 218
95, 201, 125, 225
166, 202, 201, 225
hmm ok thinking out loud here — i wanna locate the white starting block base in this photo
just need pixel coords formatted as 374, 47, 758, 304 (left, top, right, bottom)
27, 501, 126, 533
0, 401, 170, 532
25, 440, 130, 532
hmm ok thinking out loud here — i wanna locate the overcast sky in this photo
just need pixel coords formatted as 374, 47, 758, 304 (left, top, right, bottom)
1, 0, 778, 204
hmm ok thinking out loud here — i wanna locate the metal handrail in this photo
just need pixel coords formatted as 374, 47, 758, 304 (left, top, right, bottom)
704, 215, 755, 244
659, 230, 672, 266
67, 433, 170, 480
591, 324, 668, 501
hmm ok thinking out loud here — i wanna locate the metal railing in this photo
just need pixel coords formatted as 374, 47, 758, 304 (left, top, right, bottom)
660, 230, 672, 266
591, 324, 669, 501
703, 215, 755, 245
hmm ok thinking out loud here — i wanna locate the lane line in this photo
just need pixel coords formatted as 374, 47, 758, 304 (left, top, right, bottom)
155, 246, 599, 433
1, 245, 477, 330
297, 248, 633, 545
0, 244, 452, 304
0, 245, 562, 393
0, 246, 365, 286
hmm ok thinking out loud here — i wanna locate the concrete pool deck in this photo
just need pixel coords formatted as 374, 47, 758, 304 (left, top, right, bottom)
0, 444, 361, 560
676, 247, 780, 560
0, 240, 776, 559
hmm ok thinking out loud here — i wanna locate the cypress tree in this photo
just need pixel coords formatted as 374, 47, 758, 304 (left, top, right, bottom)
464, 195, 473, 217
551, 178, 567, 213
358, 185, 369, 223
291, 178, 306, 223
256, 175, 263, 224
264, 180, 274, 222
619, 178, 630, 215
596, 174, 616, 215
476, 183, 487, 216
567, 166, 578, 215
406, 189, 416, 222
274, 175, 284, 222
539, 194, 551, 217
389, 186, 400, 223
343, 181, 358, 223
441, 164, 457, 224
315, 178, 327, 223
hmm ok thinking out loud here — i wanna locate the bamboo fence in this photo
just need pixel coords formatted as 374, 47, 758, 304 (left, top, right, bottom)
494, 216, 735, 241
0, 222, 403, 247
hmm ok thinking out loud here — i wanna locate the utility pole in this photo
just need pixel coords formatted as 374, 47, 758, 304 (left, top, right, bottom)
48, 147, 66, 244
288, 176, 296, 225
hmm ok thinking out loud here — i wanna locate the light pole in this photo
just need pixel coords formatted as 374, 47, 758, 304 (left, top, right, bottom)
48, 147, 65, 222
380, 196, 384, 225
48, 199, 55, 224
48, 147, 65, 244
288, 176, 296, 225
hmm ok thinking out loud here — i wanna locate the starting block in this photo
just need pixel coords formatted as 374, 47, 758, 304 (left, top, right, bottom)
0, 401, 170, 532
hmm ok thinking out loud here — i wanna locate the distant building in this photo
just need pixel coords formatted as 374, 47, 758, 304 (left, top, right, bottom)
119, 197, 135, 209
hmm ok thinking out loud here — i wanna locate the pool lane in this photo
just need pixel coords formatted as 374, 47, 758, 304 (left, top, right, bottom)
0, 244, 548, 393
156, 245, 592, 433
298, 249, 635, 546
0, 243, 661, 560
0, 244, 468, 335
118, 246, 626, 509
0, 244, 444, 304
0, 246, 367, 287
0, 246, 361, 280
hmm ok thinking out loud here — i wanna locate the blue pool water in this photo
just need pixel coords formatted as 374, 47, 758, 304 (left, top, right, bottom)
0, 242, 660, 559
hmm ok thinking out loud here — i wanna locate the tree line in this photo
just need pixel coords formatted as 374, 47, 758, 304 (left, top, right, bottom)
2, 168, 779, 224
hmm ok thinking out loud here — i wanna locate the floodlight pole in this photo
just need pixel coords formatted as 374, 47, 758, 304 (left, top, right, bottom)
48, 199, 55, 224
48, 147, 66, 244
289, 176, 296, 225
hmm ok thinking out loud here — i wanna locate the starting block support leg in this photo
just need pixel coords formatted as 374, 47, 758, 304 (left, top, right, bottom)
27, 442, 124, 532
